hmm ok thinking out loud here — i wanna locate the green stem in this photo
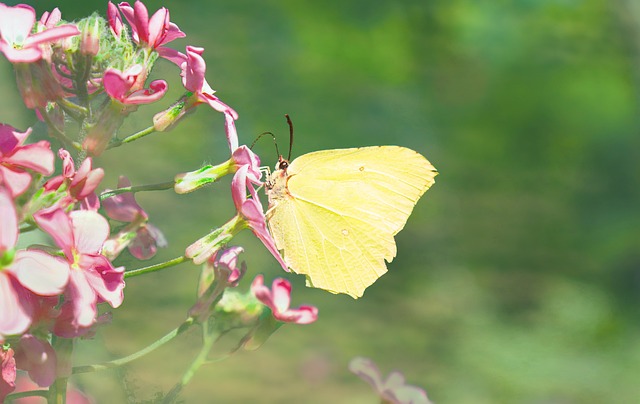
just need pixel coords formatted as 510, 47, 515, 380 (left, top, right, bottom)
109, 125, 157, 149
124, 256, 189, 279
99, 181, 175, 200
38, 108, 81, 152
5, 389, 49, 401
163, 320, 221, 403
72, 318, 194, 374
49, 338, 74, 404
57, 97, 88, 121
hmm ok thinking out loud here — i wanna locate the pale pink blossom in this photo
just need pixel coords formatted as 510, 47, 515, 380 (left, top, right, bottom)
103, 65, 168, 105
251, 275, 318, 324
102, 176, 166, 260
116, 1, 185, 54
349, 357, 432, 404
34, 208, 125, 335
0, 347, 16, 401
0, 189, 69, 339
210, 246, 246, 288
0, 3, 79, 63
189, 246, 247, 320
0, 125, 54, 198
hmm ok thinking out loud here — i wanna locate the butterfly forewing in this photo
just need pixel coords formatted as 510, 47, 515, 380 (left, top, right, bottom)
266, 146, 437, 298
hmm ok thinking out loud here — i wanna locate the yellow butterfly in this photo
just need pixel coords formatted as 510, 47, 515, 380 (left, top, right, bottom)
265, 145, 437, 298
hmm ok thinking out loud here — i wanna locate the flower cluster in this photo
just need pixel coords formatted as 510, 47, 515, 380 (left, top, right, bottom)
0, 1, 318, 401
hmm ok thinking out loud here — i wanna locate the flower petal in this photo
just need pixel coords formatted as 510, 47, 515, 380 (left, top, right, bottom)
0, 275, 32, 336
0, 188, 17, 251
13, 250, 69, 295
70, 211, 109, 254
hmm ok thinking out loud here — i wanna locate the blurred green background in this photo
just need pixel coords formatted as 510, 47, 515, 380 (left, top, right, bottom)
2, 0, 640, 402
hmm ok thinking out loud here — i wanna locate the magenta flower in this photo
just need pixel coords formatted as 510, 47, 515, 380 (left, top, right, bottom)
0, 124, 54, 198
0, 347, 16, 401
251, 275, 318, 324
232, 165, 287, 270
116, 1, 185, 54
103, 65, 168, 105
34, 208, 125, 333
0, 188, 70, 339
0, 3, 79, 63
107, 2, 124, 38
349, 357, 432, 404
102, 176, 167, 260
42, 149, 104, 210
182, 46, 239, 150
13, 334, 57, 387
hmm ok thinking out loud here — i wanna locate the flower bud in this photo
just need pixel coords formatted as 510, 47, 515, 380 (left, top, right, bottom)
174, 159, 234, 194
79, 16, 101, 56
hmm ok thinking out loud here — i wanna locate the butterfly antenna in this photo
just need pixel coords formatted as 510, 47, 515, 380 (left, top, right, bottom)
285, 114, 294, 161
250, 131, 281, 158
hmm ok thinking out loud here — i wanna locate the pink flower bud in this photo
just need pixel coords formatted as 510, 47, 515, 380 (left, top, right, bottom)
80, 17, 101, 56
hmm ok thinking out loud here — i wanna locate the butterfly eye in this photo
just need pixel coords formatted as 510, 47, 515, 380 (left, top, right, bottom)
279, 160, 289, 170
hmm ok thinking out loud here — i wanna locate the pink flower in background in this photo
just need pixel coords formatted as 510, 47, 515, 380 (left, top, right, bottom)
0, 347, 16, 401
34, 208, 125, 334
43, 149, 104, 210
103, 65, 168, 105
0, 125, 54, 198
210, 246, 246, 288
349, 357, 432, 404
39, 7, 61, 29
0, 3, 79, 63
102, 176, 166, 260
0, 189, 70, 339
251, 275, 318, 324
13, 334, 56, 387
115, 1, 185, 58
232, 165, 287, 270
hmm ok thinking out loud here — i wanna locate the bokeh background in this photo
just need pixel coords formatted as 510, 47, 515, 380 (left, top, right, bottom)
2, 0, 640, 402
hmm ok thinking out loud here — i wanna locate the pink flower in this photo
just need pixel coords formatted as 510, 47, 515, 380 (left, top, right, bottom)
116, 1, 185, 54
251, 275, 317, 324
107, 2, 124, 38
189, 246, 247, 321
42, 149, 104, 210
210, 246, 246, 288
0, 125, 54, 198
102, 176, 166, 260
182, 46, 238, 150
103, 65, 168, 105
34, 208, 125, 334
0, 4, 79, 63
13, 334, 56, 387
348, 357, 432, 404
0, 347, 16, 401
232, 165, 287, 270
0, 188, 70, 339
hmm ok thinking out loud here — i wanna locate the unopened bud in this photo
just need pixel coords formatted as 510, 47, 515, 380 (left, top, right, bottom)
80, 16, 101, 56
